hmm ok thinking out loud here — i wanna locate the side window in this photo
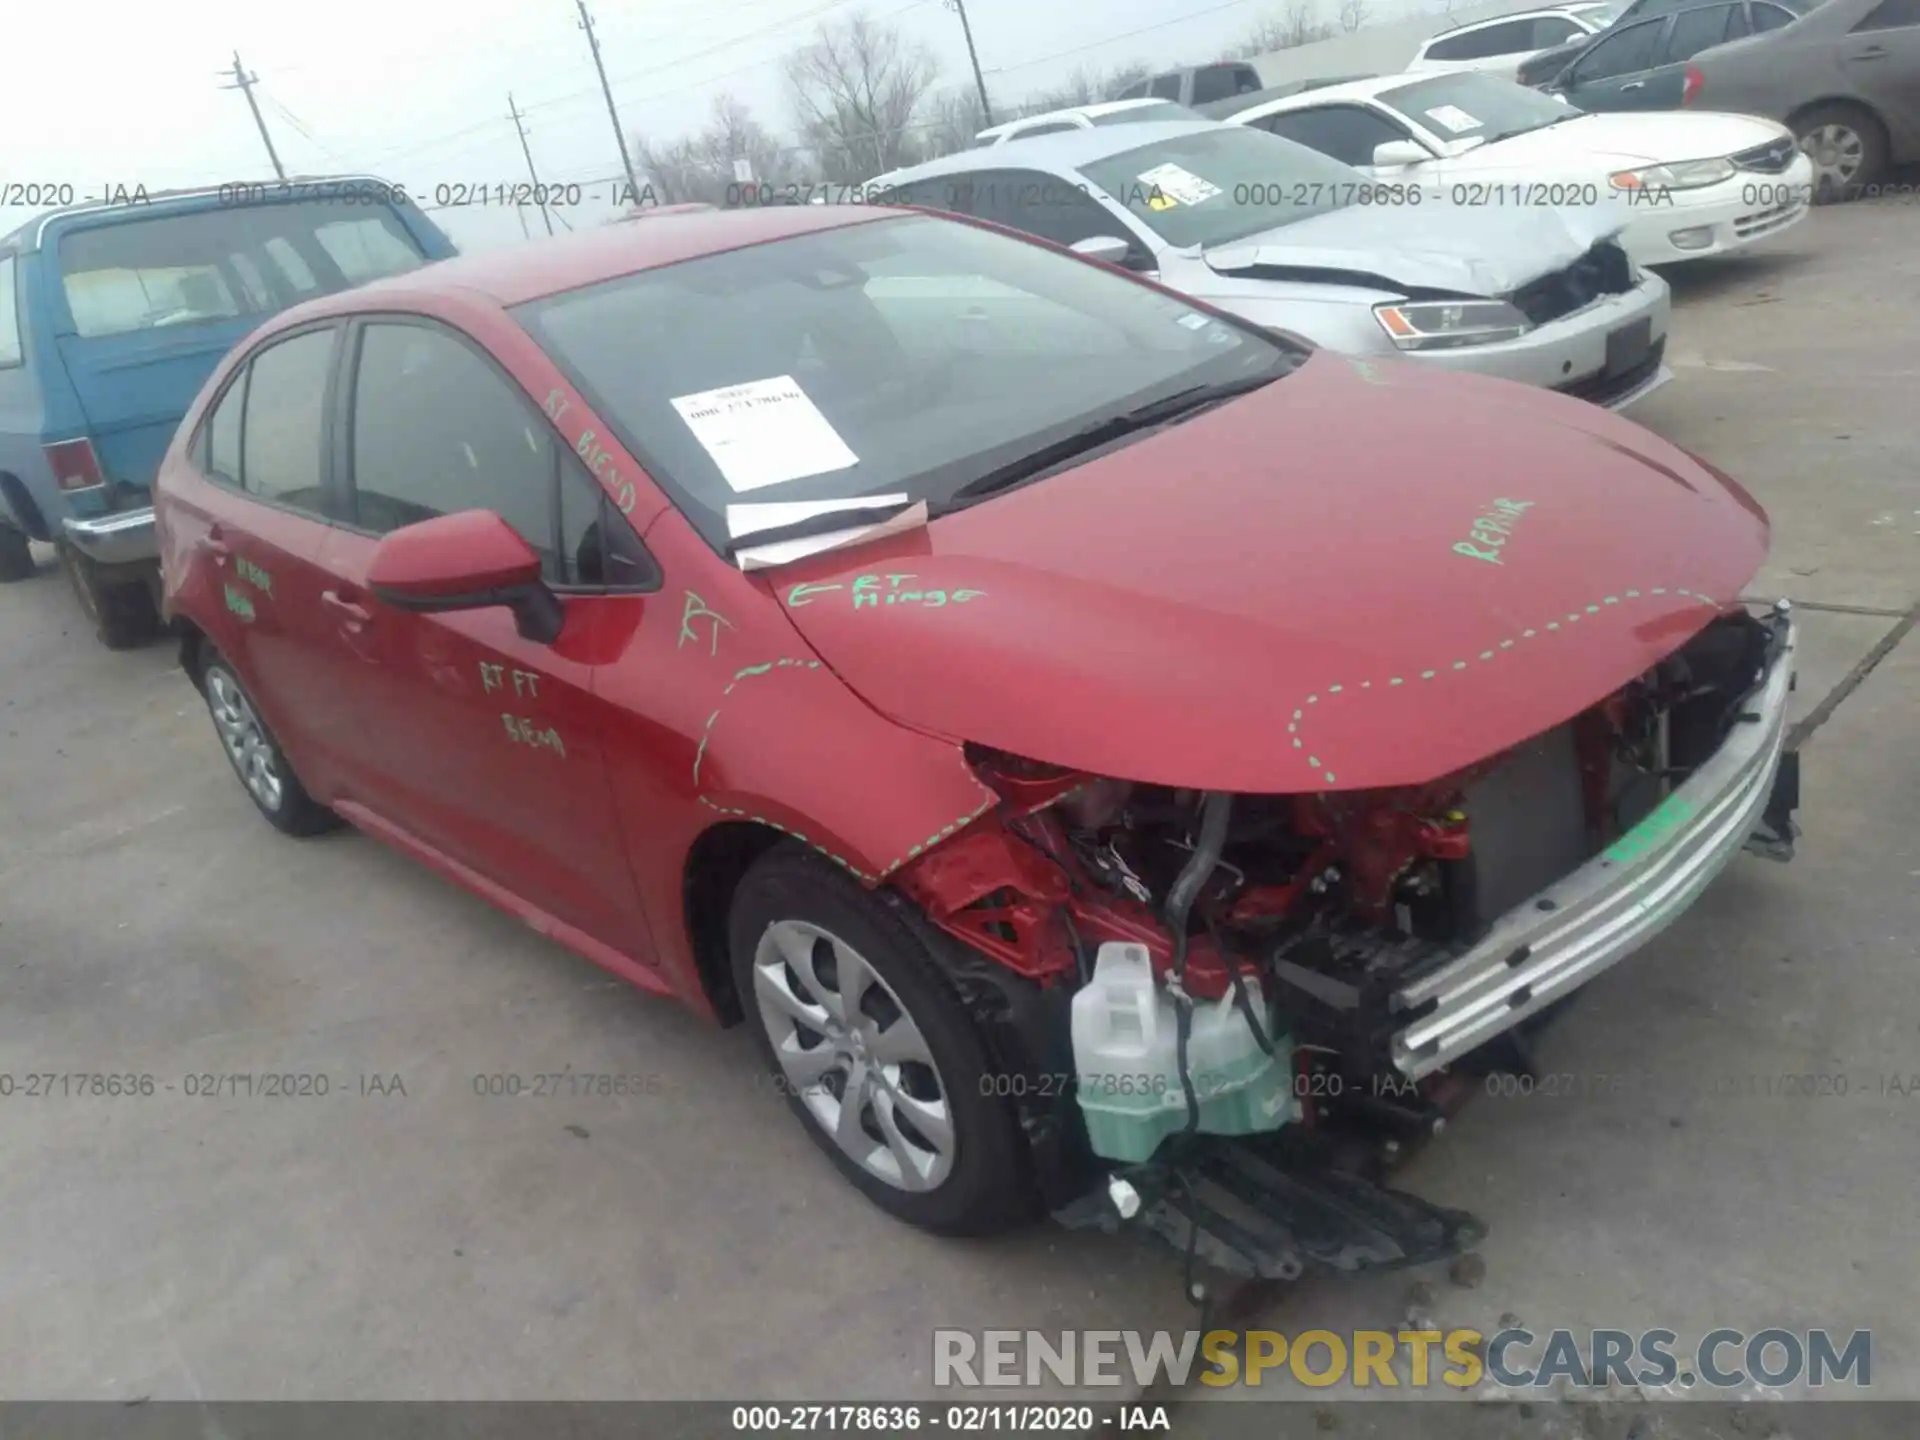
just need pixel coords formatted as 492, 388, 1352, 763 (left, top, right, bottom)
239, 328, 336, 514
1190, 66, 1244, 105
1853, 0, 1920, 29
1751, 2, 1797, 29
1149, 73, 1185, 100
1532, 15, 1585, 44
203, 371, 246, 486
556, 455, 659, 590
313, 218, 428, 286
1115, 80, 1150, 100
1724, 5, 1752, 40
981, 169, 1138, 253
0, 255, 20, 368
1445, 19, 1532, 57
1665, 5, 1741, 61
263, 236, 320, 295
1259, 106, 1413, 167
347, 322, 561, 578
227, 252, 275, 311
1571, 18, 1665, 78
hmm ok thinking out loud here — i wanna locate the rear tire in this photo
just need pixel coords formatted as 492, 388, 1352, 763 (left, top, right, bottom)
728, 844, 1035, 1235
1792, 102, 1889, 203
200, 647, 339, 837
60, 543, 159, 649
0, 525, 34, 583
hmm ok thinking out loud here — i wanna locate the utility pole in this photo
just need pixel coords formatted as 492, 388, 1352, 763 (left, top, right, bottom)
944, 0, 993, 127
574, 0, 645, 208
221, 51, 287, 180
507, 94, 555, 236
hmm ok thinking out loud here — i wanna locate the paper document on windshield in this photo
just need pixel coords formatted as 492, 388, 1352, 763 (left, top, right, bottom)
1136, 163, 1222, 208
728, 495, 927, 571
1424, 105, 1481, 135
671, 375, 859, 493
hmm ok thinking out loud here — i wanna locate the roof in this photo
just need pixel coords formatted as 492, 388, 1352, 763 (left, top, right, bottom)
1197, 75, 1379, 119
879, 120, 1233, 186
974, 97, 1177, 139
1223, 72, 1469, 124
309, 203, 904, 310
0, 173, 408, 253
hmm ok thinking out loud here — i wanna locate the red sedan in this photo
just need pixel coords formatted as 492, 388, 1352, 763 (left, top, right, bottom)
154, 203, 1799, 1254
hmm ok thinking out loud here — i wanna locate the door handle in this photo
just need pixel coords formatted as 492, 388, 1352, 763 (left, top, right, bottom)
1619, 80, 1646, 91
321, 590, 372, 626
204, 526, 231, 560
1850, 46, 1887, 58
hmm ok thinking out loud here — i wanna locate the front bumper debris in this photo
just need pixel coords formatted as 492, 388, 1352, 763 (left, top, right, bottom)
63, 506, 157, 567
1390, 605, 1799, 1080
1053, 1131, 1485, 1281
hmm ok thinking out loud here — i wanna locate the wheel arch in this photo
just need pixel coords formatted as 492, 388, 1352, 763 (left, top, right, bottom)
0, 472, 49, 543
681, 818, 791, 1026
1785, 95, 1890, 140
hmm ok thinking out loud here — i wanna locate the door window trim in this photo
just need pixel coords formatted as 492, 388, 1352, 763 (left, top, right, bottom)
188, 319, 348, 525
335, 311, 660, 595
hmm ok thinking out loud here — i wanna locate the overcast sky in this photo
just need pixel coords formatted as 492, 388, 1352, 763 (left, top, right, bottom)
3, 0, 1449, 252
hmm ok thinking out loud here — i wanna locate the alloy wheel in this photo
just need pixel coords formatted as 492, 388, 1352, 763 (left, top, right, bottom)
1799, 123, 1864, 195
207, 670, 285, 813
751, 919, 957, 1192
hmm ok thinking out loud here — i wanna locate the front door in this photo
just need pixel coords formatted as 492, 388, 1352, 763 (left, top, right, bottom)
1559, 17, 1674, 109
311, 317, 653, 959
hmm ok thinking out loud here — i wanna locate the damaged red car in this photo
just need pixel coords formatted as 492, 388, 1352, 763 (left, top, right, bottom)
153, 204, 1801, 1275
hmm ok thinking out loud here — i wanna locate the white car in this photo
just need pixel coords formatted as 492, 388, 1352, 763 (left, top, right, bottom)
1227, 71, 1813, 263
1408, 2, 1629, 80
971, 99, 1203, 147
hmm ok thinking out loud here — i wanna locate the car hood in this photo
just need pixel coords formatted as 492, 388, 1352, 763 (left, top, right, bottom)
1461, 110, 1792, 169
769, 350, 1769, 794
1201, 199, 1624, 297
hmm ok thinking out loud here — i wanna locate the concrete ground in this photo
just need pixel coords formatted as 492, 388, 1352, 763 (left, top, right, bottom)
1, 197, 1914, 1413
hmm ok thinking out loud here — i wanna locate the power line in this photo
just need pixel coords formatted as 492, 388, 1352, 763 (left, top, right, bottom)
943, 0, 995, 125
980, 0, 1277, 76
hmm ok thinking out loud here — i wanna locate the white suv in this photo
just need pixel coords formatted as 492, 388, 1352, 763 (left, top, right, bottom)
1407, 2, 1627, 79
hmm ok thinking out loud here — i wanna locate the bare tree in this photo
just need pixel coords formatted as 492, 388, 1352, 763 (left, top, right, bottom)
1338, 0, 1370, 32
918, 86, 989, 160
1230, 2, 1335, 55
1102, 61, 1156, 100
630, 95, 812, 207
784, 11, 939, 183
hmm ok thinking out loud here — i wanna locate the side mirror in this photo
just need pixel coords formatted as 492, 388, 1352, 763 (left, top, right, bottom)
367, 509, 565, 645
1070, 234, 1134, 267
1371, 139, 1431, 168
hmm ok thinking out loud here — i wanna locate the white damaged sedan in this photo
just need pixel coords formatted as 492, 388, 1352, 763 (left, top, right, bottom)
1229, 71, 1814, 264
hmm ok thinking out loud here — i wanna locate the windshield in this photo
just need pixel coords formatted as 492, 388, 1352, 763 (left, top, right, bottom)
1375, 72, 1581, 145
512, 214, 1293, 552
56, 200, 428, 339
1079, 127, 1366, 248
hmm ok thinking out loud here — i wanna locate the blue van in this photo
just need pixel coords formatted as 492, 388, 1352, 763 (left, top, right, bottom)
0, 178, 458, 645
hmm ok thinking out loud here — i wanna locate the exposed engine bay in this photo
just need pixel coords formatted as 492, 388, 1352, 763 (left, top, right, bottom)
893, 603, 1799, 1279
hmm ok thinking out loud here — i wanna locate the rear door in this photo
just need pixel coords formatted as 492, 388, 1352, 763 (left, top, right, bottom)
47, 199, 435, 498
1557, 16, 1675, 107
310, 316, 654, 957
1837, 0, 1920, 147
164, 323, 351, 787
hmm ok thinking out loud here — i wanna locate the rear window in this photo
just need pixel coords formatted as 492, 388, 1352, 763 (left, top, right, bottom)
56, 200, 428, 340
512, 214, 1290, 552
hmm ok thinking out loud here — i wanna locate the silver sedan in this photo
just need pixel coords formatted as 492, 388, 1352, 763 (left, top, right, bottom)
874, 121, 1672, 410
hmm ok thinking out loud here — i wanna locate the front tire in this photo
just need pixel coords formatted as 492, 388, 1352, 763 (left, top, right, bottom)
729, 844, 1035, 1235
200, 648, 339, 837
60, 543, 159, 648
0, 525, 34, 583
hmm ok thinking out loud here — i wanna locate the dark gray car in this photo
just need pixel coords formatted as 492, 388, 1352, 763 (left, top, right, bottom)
1687, 0, 1920, 196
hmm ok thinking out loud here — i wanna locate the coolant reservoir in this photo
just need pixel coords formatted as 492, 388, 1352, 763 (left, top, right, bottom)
1070, 941, 1299, 1164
